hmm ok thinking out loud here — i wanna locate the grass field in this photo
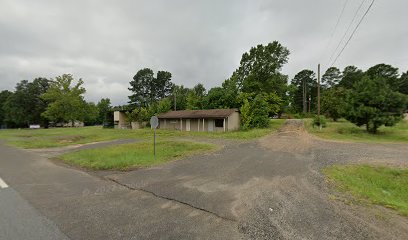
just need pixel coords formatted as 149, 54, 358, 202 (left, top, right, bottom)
324, 164, 408, 216
60, 140, 217, 170
0, 119, 285, 148
306, 119, 408, 143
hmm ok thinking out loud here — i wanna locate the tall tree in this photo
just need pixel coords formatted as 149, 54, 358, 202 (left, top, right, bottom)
221, 77, 241, 108
128, 68, 173, 107
399, 71, 408, 95
3, 78, 50, 127
205, 87, 226, 109
322, 67, 342, 88
232, 41, 289, 104
366, 63, 400, 91
155, 71, 173, 99
96, 98, 112, 124
321, 87, 347, 121
345, 76, 407, 133
0, 90, 13, 127
171, 85, 190, 110
339, 66, 364, 89
83, 102, 99, 126
41, 74, 88, 125
290, 70, 317, 113
186, 84, 206, 110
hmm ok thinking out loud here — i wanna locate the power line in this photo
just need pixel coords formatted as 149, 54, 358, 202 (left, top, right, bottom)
324, 0, 349, 52
326, 0, 367, 66
330, 0, 375, 67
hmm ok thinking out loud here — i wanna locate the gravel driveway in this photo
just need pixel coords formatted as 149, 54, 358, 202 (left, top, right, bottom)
108, 120, 408, 239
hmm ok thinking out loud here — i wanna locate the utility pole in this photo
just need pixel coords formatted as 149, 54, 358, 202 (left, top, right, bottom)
303, 80, 307, 113
174, 92, 177, 111
317, 64, 321, 116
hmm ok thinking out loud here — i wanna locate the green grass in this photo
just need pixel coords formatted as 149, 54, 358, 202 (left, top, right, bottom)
0, 119, 285, 148
324, 164, 408, 216
60, 140, 217, 170
306, 119, 408, 143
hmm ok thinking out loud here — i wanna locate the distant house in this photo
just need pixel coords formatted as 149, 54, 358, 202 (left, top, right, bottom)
157, 109, 240, 132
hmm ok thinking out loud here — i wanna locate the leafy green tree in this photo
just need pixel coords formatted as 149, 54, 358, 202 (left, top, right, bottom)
156, 98, 172, 113
240, 98, 252, 130
399, 71, 408, 95
321, 87, 347, 121
366, 64, 399, 90
127, 107, 149, 123
171, 85, 190, 110
96, 98, 112, 124
322, 67, 342, 88
205, 87, 226, 109
128, 68, 173, 107
339, 66, 364, 89
186, 84, 206, 110
220, 77, 241, 108
251, 94, 270, 128
148, 98, 172, 116
290, 69, 317, 113
239, 93, 270, 129
0, 90, 13, 127
345, 76, 407, 133
41, 74, 88, 126
3, 78, 51, 127
83, 102, 99, 126
232, 41, 289, 108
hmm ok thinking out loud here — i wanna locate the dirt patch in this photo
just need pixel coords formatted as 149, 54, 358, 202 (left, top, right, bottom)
258, 119, 312, 153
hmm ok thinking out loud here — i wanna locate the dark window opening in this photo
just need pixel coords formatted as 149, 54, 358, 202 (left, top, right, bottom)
215, 119, 224, 128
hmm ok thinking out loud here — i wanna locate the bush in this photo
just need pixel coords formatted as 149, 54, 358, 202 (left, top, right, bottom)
313, 115, 327, 128
240, 94, 270, 129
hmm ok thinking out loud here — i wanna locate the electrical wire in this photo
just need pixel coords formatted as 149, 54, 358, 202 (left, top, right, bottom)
326, 0, 367, 66
323, 0, 349, 53
330, 0, 375, 67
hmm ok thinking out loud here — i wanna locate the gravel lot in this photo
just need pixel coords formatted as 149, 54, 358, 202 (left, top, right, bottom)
108, 120, 408, 239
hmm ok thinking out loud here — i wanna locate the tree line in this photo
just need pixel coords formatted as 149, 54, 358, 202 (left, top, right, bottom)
126, 41, 407, 133
126, 41, 290, 129
0, 74, 112, 128
1, 40, 407, 132
291, 64, 407, 133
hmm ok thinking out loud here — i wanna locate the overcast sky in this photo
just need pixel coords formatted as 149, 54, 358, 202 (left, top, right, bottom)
1, 0, 407, 105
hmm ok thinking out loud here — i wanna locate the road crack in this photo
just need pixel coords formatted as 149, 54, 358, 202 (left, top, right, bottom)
107, 177, 237, 223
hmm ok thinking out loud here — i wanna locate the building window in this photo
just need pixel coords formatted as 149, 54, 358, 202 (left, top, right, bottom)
215, 119, 224, 128
170, 120, 178, 124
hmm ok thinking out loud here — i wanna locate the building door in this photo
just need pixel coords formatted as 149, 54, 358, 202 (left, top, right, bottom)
186, 119, 191, 132
207, 119, 214, 132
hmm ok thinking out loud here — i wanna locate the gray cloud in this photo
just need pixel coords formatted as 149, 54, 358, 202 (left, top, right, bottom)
1, 0, 407, 105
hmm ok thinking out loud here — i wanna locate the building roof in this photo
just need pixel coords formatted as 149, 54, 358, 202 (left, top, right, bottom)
157, 109, 238, 119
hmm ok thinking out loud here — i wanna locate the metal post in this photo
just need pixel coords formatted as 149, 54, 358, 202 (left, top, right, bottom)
154, 128, 156, 159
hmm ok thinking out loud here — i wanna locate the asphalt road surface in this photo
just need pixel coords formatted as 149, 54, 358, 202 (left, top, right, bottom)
0, 120, 407, 239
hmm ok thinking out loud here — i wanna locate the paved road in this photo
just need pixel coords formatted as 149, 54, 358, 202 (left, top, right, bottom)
0, 141, 239, 239
0, 120, 407, 239
0, 185, 69, 240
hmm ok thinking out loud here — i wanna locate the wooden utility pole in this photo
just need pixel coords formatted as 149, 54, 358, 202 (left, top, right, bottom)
303, 80, 307, 113
174, 93, 177, 111
317, 64, 321, 116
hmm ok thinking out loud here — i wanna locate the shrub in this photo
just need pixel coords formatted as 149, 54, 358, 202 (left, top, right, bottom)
313, 115, 327, 128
